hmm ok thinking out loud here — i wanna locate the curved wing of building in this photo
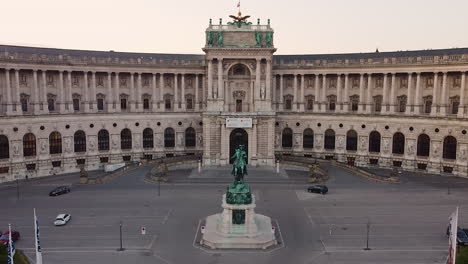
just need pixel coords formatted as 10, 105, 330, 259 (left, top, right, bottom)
0, 17, 467, 181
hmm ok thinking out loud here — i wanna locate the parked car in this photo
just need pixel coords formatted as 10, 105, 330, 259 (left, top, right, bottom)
307, 185, 328, 194
54, 214, 71, 226
446, 225, 468, 245
49, 186, 71, 196
0, 231, 20, 245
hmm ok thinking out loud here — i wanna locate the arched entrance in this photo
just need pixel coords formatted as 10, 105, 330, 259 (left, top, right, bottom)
230, 128, 248, 164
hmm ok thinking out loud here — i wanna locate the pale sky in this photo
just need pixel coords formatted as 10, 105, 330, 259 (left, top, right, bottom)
2, 0, 468, 55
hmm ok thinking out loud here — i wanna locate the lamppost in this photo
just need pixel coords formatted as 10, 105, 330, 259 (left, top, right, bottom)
117, 221, 124, 251
364, 218, 371, 250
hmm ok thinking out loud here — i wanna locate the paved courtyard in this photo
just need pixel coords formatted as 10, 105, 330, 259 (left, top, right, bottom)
1, 163, 467, 264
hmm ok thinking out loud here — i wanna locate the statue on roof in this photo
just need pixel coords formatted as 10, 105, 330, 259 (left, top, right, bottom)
228, 11, 252, 28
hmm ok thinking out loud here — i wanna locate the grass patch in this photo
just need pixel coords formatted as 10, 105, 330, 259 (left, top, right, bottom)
0, 244, 29, 264
458, 246, 468, 264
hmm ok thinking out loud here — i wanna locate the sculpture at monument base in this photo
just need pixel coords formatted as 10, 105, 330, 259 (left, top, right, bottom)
200, 145, 277, 249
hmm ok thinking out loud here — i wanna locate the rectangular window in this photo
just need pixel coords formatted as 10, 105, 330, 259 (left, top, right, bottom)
100, 157, 109, 163
351, 102, 358, 111
452, 102, 459, 115
144, 154, 153, 161
52, 161, 61, 167
236, 100, 242, 112
329, 101, 336, 111
369, 159, 378, 165
73, 98, 80, 111
186, 98, 193, 110
26, 163, 36, 171
76, 159, 85, 165
97, 98, 104, 111
0, 167, 9, 174
307, 99, 314, 110
48, 99, 55, 111
143, 99, 150, 110
21, 98, 28, 112
122, 155, 131, 162
165, 99, 171, 110
392, 161, 402, 167
121, 98, 127, 110
417, 163, 427, 170
285, 99, 292, 110
425, 101, 432, 114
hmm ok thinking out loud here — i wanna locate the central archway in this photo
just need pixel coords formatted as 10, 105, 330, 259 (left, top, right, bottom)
229, 128, 248, 164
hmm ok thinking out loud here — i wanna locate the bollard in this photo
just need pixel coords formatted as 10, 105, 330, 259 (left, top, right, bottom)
198, 160, 202, 173
276, 160, 280, 173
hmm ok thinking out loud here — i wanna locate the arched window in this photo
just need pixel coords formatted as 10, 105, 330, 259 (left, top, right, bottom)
0, 135, 9, 159
23, 133, 36, 157
74, 130, 86, 153
303, 128, 314, 149
417, 134, 430, 157
282, 128, 293, 148
185, 127, 196, 147
143, 128, 154, 149
98, 129, 109, 151
49, 131, 62, 154
164, 128, 175, 148
443, 136, 457, 160
121, 129, 132, 150
369, 131, 381, 153
324, 129, 335, 150
346, 130, 358, 151
392, 132, 405, 155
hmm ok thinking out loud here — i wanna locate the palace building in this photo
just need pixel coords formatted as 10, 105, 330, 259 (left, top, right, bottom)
0, 15, 468, 182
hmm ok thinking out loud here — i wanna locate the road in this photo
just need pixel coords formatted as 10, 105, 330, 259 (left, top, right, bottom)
1, 164, 466, 264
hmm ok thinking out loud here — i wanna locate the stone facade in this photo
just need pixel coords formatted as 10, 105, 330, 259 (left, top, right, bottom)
0, 18, 468, 182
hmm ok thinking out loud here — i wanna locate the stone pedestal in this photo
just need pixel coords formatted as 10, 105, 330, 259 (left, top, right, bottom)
201, 194, 277, 249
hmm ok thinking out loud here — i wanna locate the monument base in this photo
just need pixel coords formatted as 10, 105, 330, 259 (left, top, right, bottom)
200, 194, 277, 249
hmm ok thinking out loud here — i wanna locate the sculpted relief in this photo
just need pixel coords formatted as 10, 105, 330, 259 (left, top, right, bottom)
64, 137, 72, 153
315, 134, 323, 149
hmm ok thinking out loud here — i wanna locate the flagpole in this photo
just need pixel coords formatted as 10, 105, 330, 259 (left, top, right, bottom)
8, 223, 13, 264
34, 208, 43, 264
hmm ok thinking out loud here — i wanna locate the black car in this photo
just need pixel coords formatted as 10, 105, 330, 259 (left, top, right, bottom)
307, 185, 328, 194
446, 225, 468, 245
49, 186, 71, 196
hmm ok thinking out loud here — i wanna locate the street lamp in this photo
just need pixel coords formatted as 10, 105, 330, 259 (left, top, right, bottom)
364, 219, 371, 250
117, 221, 124, 251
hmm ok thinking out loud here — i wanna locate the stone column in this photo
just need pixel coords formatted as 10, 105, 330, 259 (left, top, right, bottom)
195, 74, 199, 110
114, 72, 120, 112
252, 121, 257, 160
91, 71, 97, 112
344, 74, 349, 112
59, 71, 66, 114
279, 74, 284, 111
358, 73, 364, 113
137, 73, 142, 111
181, 74, 186, 110
431, 72, 439, 116
220, 121, 226, 164
67, 71, 73, 113
106, 72, 113, 112
255, 59, 261, 100
218, 59, 224, 100
389, 73, 396, 113
266, 59, 272, 103
405, 73, 413, 115
207, 60, 213, 99
315, 74, 320, 112
293, 74, 298, 110
130, 73, 136, 112
458, 72, 466, 118
83, 71, 90, 112
439, 72, 448, 116
159, 73, 164, 110
300, 74, 305, 111
272, 74, 276, 109
41, 70, 49, 114
414, 73, 421, 114
174, 73, 179, 110
4, 69, 13, 115
366, 74, 372, 113
32, 70, 41, 114
14, 69, 22, 114
382, 74, 388, 113
152, 73, 157, 111
321, 74, 327, 112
